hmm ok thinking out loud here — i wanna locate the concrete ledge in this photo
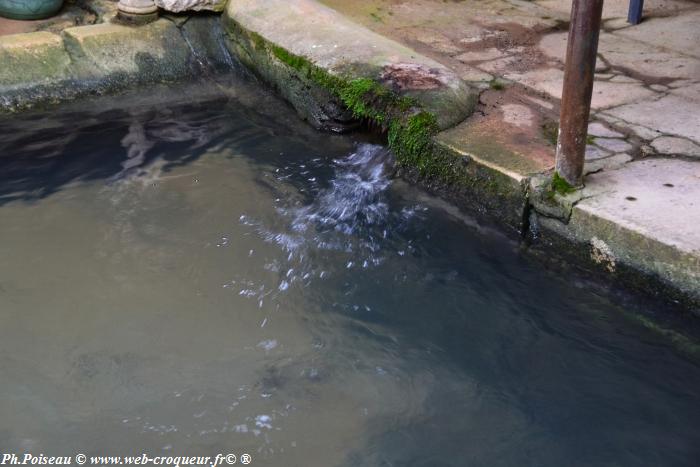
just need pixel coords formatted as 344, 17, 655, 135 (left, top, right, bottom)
62, 21, 191, 81
0, 31, 71, 88
0, 16, 234, 112
434, 136, 531, 232
222, 0, 477, 130
532, 159, 700, 310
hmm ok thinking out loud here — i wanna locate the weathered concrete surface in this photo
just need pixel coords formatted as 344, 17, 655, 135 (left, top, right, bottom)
603, 95, 700, 146
435, 89, 556, 231
536, 0, 697, 26
538, 159, 700, 304
435, 124, 544, 231
222, 0, 477, 131
652, 136, 700, 158
0, 15, 235, 112
613, 10, 700, 59
0, 0, 116, 37
318, 0, 700, 147
0, 31, 71, 87
62, 21, 192, 80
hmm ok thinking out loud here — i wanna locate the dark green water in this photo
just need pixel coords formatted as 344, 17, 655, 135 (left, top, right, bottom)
0, 81, 698, 467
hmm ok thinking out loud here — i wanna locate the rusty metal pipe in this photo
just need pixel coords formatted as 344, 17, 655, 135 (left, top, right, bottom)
555, 0, 604, 187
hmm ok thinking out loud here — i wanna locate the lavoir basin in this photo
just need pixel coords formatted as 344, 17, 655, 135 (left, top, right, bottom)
1, 79, 699, 467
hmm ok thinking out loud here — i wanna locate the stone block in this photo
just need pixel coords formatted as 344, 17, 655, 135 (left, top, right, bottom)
0, 31, 71, 87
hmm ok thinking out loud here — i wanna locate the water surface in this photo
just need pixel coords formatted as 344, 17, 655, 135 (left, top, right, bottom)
0, 82, 699, 467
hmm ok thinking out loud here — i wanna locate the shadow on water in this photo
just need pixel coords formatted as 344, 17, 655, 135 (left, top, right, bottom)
0, 77, 350, 207
256, 175, 700, 466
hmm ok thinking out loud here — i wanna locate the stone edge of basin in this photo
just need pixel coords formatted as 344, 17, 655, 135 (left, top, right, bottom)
222, 0, 477, 132
220, 0, 526, 225
220, 0, 700, 312
0, 15, 232, 111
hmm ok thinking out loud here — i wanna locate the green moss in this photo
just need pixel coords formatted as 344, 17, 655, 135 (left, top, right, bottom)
270, 43, 309, 71
388, 112, 438, 167
633, 314, 700, 358
248, 30, 267, 52
338, 78, 387, 120
542, 120, 558, 146
551, 171, 576, 195
488, 79, 505, 91
241, 27, 461, 182
369, 12, 383, 22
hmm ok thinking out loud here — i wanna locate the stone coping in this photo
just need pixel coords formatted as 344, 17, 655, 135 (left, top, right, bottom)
0, 15, 232, 111
224, 0, 477, 131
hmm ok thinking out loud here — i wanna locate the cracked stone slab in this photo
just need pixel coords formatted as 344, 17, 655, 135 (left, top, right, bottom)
596, 113, 664, 141
455, 48, 506, 63
535, 0, 694, 21
412, 29, 464, 55
605, 94, 700, 144
613, 11, 700, 59
593, 137, 634, 153
601, 34, 699, 82
652, 136, 700, 158
650, 84, 669, 92
608, 75, 641, 84
457, 66, 493, 84
505, 67, 656, 109
586, 145, 612, 161
588, 122, 624, 138
670, 82, 700, 103
540, 30, 699, 81
584, 152, 632, 175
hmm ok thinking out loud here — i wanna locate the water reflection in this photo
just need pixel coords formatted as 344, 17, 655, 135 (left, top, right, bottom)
0, 85, 699, 467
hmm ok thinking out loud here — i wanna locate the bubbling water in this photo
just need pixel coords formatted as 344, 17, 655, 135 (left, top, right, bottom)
289, 143, 393, 236
232, 143, 427, 307
235, 144, 423, 305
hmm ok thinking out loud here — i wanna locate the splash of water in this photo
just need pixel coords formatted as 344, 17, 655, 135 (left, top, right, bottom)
242, 144, 402, 260
233, 144, 422, 305
289, 144, 392, 236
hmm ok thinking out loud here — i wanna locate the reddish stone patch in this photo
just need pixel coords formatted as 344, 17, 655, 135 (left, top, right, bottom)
379, 63, 446, 91
0, 17, 43, 36
462, 85, 558, 171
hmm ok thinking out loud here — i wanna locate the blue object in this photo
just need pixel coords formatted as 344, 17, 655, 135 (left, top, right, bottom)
628, 0, 645, 25
0, 0, 64, 20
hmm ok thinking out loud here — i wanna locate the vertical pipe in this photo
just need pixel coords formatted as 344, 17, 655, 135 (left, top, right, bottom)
555, 0, 604, 187
628, 0, 645, 25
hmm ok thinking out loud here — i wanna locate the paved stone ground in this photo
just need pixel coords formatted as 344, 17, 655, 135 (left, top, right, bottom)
320, 0, 700, 161
0, 0, 115, 36
318, 0, 700, 303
